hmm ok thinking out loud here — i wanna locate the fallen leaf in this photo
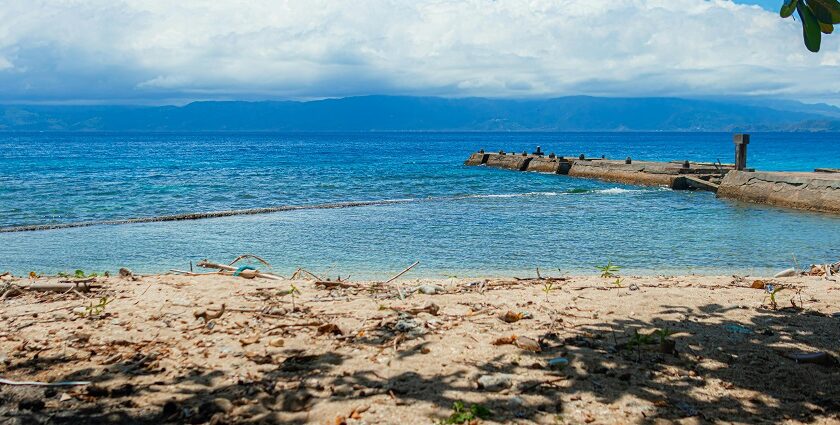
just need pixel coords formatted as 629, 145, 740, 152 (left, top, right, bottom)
500, 311, 523, 323
317, 323, 343, 336
514, 336, 541, 352
492, 335, 516, 346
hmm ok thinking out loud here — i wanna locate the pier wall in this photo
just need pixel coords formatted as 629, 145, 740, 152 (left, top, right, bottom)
567, 161, 682, 188
526, 156, 572, 174
717, 171, 840, 214
485, 154, 532, 171
466, 153, 726, 190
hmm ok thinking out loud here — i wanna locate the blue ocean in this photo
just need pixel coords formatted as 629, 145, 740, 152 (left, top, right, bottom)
1, 132, 839, 279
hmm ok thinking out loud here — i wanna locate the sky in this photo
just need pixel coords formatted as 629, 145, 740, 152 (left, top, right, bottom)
1, 0, 839, 105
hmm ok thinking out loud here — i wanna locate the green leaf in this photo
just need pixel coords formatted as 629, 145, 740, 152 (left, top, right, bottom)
471, 405, 492, 419
820, 21, 835, 33
798, 2, 823, 52
806, 0, 840, 24
781, 0, 799, 18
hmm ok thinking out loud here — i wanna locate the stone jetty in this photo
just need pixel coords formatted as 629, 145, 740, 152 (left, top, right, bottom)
465, 150, 737, 191
465, 135, 840, 214
717, 170, 840, 214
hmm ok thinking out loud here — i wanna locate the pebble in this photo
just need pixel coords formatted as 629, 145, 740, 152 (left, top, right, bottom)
417, 284, 444, 295
547, 357, 570, 368
477, 374, 514, 391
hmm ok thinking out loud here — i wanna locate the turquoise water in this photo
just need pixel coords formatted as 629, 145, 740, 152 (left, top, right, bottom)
1, 132, 839, 278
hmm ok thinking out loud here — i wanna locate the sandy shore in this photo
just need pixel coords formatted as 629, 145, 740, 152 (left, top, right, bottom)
1, 272, 839, 424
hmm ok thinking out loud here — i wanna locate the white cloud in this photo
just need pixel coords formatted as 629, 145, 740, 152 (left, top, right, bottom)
0, 56, 12, 71
0, 0, 838, 103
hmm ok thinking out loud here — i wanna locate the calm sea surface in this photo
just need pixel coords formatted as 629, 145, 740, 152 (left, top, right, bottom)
1, 132, 839, 278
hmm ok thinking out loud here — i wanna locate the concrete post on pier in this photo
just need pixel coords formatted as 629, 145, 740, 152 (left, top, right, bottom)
734, 134, 750, 171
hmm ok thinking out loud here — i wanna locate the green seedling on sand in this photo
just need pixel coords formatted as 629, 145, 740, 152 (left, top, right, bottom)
542, 281, 555, 299
612, 278, 623, 288
289, 283, 301, 310
596, 261, 621, 278
439, 401, 492, 424
654, 327, 674, 344
57, 270, 103, 279
625, 328, 673, 350
78, 297, 112, 318
765, 285, 785, 310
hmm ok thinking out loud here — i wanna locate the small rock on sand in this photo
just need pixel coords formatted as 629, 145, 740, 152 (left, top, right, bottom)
477, 374, 514, 391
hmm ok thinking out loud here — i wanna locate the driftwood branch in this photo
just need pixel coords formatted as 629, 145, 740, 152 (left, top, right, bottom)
196, 260, 283, 280
315, 280, 360, 289
229, 254, 272, 268
290, 268, 323, 281
384, 261, 420, 284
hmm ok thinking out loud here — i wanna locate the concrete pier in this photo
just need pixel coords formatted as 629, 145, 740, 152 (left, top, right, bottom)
717, 171, 840, 214
465, 152, 731, 191
464, 137, 840, 214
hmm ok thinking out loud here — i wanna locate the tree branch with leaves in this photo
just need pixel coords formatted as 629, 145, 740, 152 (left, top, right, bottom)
781, 0, 840, 52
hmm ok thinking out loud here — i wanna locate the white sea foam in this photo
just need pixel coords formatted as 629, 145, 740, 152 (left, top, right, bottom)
595, 188, 640, 195
463, 191, 560, 199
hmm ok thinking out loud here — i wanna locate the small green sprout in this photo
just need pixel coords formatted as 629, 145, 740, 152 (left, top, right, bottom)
596, 261, 621, 279
78, 297, 112, 317
439, 401, 492, 424
653, 327, 673, 344
289, 283, 301, 310
59, 270, 101, 279
766, 284, 785, 310
612, 278, 623, 288
542, 281, 555, 299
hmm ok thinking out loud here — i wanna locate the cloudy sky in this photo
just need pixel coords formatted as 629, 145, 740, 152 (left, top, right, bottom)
1, 0, 838, 104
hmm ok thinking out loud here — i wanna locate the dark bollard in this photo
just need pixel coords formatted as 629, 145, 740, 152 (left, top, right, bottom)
499, 150, 505, 155
548, 152, 556, 159
734, 134, 750, 171
601, 155, 605, 159
522, 151, 527, 156
683, 160, 690, 169
625, 157, 632, 164
479, 149, 484, 153
533, 146, 543, 155
579, 154, 585, 160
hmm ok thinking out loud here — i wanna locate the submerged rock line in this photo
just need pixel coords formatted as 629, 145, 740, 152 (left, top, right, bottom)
0, 191, 576, 233
0, 199, 421, 233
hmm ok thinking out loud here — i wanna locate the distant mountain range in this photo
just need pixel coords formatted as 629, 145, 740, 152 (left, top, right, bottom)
2, 95, 840, 132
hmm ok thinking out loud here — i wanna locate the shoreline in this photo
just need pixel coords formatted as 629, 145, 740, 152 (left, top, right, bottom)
2, 272, 839, 424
